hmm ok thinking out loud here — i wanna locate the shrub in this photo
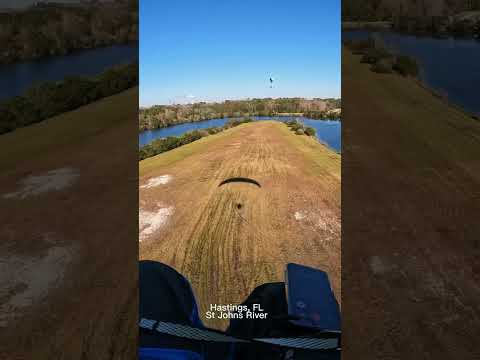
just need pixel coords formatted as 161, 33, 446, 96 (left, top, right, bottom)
139, 117, 253, 160
287, 121, 302, 132
207, 127, 221, 135
304, 126, 316, 137
285, 120, 296, 127
371, 58, 394, 73
393, 55, 419, 77
179, 130, 203, 146
0, 62, 139, 135
197, 129, 209, 137
360, 48, 391, 64
226, 117, 253, 128
346, 37, 420, 79
295, 128, 305, 135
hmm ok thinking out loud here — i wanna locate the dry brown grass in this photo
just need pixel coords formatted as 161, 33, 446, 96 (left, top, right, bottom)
139, 121, 341, 329
342, 48, 480, 359
0, 88, 138, 360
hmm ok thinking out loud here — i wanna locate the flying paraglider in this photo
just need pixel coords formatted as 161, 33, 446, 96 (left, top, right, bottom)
269, 77, 274, 88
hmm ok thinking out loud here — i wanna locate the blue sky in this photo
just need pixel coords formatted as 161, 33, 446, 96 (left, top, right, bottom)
140, 0, 340, 106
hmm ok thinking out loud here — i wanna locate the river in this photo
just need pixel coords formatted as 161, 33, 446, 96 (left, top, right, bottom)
139, 116, 341, 153
344, 30, 480, 117
0, 44, 138, 102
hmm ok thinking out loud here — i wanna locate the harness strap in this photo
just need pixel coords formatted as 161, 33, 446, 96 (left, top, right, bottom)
140, 319, 340, 350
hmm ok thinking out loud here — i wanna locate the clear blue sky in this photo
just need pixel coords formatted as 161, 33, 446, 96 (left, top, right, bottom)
140, 0, 340, 106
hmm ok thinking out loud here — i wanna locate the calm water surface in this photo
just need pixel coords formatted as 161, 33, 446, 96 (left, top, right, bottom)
139, 116, 341, 153
0, 44, 138, 102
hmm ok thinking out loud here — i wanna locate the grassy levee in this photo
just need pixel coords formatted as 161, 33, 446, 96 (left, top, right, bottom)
343, 50, 480, 175
139, 124, 248, 176
0, 88, 138, 360
342, 48, 480, 359
140, 121, 341, 178
139, 121, 341, 329
1, 87, 138, 172
278, 124, 341, 180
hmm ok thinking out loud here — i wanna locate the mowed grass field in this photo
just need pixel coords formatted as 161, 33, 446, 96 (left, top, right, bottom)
342, 49, 480, 359
0, 89, 138, 359
139, 121, 341, 329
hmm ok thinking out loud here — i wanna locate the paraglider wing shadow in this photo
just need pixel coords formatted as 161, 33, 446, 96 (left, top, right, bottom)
218, 177, 262, 188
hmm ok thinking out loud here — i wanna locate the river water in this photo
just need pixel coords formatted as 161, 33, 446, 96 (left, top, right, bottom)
139, 116, 342, 153
0, 44, 138, 102
343, 30, 480, 117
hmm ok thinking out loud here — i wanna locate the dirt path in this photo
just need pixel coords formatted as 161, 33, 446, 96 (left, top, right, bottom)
0, 89, 138, 360
342, 49, 480, 359
139, 121, 341, 329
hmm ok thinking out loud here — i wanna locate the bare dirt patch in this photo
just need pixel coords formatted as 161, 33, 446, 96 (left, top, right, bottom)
294, 209, 340, 234
369, 256, 395, 275
139, 204, 174, 242
140, 175, 172, 189
3, 167, 80, 200
0, 243, 74, 327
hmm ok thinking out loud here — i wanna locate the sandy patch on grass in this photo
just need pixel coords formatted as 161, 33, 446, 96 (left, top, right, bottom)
139, 204, 174, 241
3, 168, 80, 200
0, 244, 74, 327
369, 256, 400, 276
140, 175, 172, 189
369, 256, 390, 275
294, 211, 307, 220
293, 209, 340, 233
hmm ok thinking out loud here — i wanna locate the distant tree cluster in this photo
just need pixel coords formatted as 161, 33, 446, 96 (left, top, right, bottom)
139, 98, 341, 131
0, 62, 138, 135
344, 38, 419, 77
285, 120, 317, 137
139, 118, 254, 161
343, 0, 392, 22
0, 0, 138, 64
303, 110, 341, 120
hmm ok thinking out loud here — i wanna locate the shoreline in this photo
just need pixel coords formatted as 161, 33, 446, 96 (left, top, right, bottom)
342, 21, 393, 31
411, 77, 479, 121
139, 118, 342, 158
343, 32, 479, 120
139, 114, 341, 133
349, 48, 479, 120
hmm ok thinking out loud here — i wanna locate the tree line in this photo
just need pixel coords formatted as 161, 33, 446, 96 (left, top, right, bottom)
139, 98, 341, 131
0, 0, 138, 64
0, 62, 138, 135
139, 118, 254, 161
344, 38, 419, 77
